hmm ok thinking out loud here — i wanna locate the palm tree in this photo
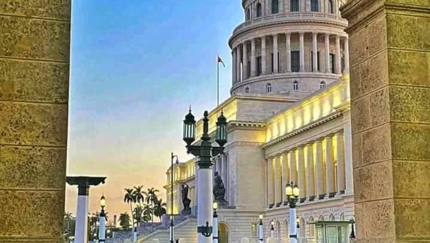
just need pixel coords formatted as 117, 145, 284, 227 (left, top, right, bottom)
124, 188, 135, 226
133, 185, 145, 205
119, 212, 131, 230
145, 187, 159, 226
133, 205, 144, 223
153, 198, 167, 221
142, 204, 153, 224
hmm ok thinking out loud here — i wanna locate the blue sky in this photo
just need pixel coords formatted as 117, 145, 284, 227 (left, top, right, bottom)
66, 0, 243, 217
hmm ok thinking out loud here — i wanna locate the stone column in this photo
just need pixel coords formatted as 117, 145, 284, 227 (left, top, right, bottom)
325, 33, 331, 73
236, 45, 242, 81
312, 32, 318, 72
289, 151, 297, 183
315, 140, 325, 199
281, 154, 288, 204
0, 2, 71, 241
335, 35, 341, 74
232, 49, 236, 84
286, 33, 291, 72
306, 144, 315, 201
274, 156, 281, 205
343, 37, 350, 73
261, 36, 267, 75
325, 136, 335, 198
299, 32, 305, 72
336, 132, 346, 194
251, 39, 256, 77
267, 158, 274, 207
273, 34, 279, 73
243, 42, 248, 79
297, 147, 306, 202
343, 110, 353, 195
341, 1, 430, 241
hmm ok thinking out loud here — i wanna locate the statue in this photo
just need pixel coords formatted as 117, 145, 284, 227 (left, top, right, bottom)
213, 172, 228, 206
181, 184, 191, 215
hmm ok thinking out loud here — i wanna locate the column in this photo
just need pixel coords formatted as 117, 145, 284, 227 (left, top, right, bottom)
297, 147, 306, 202
274, 156, 281, 205
224, 153, 229, 202
315, 140, 325, 199
197, 166, 213, 243
289, 151, 297, 183
306, 144, 315, 201
242, 42, 248, 79
75, 185, 89, 243
273, 34, 279, 73
312, 32, 318, 72
335, 35, 341, 74
236, 45, 242, 81
286, 33, 291, 72
343, 37, 350, 73
325, 136, 335, 198
261, 36, 267, 75
336, 132, 346, 194
232, 50, 236, 84
99, 210, 106, 242
281, 154, 288, 204
267, 158, 274, 207
251, 39, 256, 77
343, 113, 354, 195
0, 2, 71, 241
325, 33, 331, 73
299, 32, 305, 72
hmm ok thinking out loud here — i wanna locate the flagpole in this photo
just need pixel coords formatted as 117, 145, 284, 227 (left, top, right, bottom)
217, 58, 220, 107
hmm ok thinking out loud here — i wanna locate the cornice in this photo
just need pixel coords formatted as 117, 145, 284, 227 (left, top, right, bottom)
262, 111, 343, 148
226, 141, 264, 149
229, 120, 267, 129
334, 101, 351, 113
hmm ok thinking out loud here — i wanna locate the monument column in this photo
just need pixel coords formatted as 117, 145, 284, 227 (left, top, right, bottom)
341, 1, 430, 242
0, 1, 71, 241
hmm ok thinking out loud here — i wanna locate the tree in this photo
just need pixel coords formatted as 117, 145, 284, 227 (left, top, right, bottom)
124, 188, 135, 227
142, 204, 153, 223
145, 187, 159, 226
119, 212, 131, 230
64, 212, 75, 240
153, 198, 167, 220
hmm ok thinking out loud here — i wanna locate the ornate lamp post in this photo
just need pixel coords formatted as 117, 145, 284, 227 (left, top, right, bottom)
183, 109, 227, 243
285, 182, 300, 243
258, 214, 264, 243
349, 219, 356, 242
98, 195, 107, 243
213, 202, 219, 243
270, 220, 275, 238
170, 153, 179, 243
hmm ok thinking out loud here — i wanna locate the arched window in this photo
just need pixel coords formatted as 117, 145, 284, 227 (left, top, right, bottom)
246, 8, 251, 20
328, 0, 334, 14
256, 3, 263, 17
329, 214, 335, 221
290, 0, 299, 12
293, 81, 299, 91
272, 0, 279, 14
340, 213, 345, 221
266, 83, 272, 93
320, 81, 326, 89
276, 221, 281, 238
311, 0, 319, 12
245, 87, 250, 93
300, 218, 306, 237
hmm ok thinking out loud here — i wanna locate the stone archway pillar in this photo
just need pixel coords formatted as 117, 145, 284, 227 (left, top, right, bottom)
341, 1, 430, 242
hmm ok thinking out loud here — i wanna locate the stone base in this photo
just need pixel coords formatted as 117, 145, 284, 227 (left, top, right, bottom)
215, 200, 229, 208
181, 208, 191, 215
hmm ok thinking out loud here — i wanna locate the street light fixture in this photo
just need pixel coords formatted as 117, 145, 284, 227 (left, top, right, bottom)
99, 195, 106, 243
270, 220, 275, 238
258, 214, 264, 243
349, 219, 356, 240
213, 202, 219, 243
285, 181, 300, 243
170, 153, 179, 243
183, 108, 228, 242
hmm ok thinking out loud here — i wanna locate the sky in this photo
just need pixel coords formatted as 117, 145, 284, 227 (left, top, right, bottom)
66, 0, 243, 220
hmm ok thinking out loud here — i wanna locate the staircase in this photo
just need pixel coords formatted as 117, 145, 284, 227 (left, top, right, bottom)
138, 216, 198, 243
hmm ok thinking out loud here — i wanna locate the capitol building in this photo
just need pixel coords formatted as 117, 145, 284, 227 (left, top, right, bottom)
140, 0, 354, 242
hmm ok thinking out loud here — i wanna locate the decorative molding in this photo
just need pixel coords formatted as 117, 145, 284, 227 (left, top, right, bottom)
334, 101, 351, 113
226, 141, 264, 149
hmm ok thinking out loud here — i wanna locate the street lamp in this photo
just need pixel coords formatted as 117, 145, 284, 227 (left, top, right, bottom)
213, 202, 219, 243
133, 220, 138, 243
296, 217, 300, 240
258, 214, 264, 243
270, 220, 275, 238
285, 182, 300, 243
183, 109, 228, 243
170, 153, 179, 243
349, 219, 356, 241
98, 195, 107, 243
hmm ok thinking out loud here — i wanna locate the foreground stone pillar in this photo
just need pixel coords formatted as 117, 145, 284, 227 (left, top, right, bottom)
341, 1, 430, 242
0, 0, 71, 242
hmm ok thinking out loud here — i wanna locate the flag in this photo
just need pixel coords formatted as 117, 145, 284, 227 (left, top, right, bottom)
217, 55, 225, 67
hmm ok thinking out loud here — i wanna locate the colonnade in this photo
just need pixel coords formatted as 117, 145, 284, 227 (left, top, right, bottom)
266, 131, 346, 207
231, 32, 349, 84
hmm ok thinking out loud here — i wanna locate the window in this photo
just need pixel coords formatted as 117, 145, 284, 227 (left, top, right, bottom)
251, 222, 258, 236
328, 0, 334, 14
311, 0, 319, 12
311, 51, 321, 71
293, 81, 299, 91
266, 83, 272, 93
257, 56, 262, 76
291, 51, 300, 72
272, 0, 279, 14
245, 87, 250, 93
246, 8, 251, 20
329, 53, 335, 73
271, 52, 280, 73
320, 81, 326, 89
290, 0, 299, 12
256, 3, 262, 17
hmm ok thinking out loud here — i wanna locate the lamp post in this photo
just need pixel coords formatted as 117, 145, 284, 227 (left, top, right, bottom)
133, 220, 138, 243
349, 219, 356, 242
170, 153, 180, 243
285, 182, 300, 243
98, 195, 107, 243
258, 214, 264, 243
296, 217, 300, 243
270, 220, 274, 238
182, 109, 228, 243
213, 202, 219, 243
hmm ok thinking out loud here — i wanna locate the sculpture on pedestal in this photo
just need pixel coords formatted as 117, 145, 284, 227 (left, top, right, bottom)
213, 172, 228, 206
181, 184, 191, 215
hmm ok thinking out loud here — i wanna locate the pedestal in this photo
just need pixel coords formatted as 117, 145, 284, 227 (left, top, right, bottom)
99, 214, 106, 242
197, 168, 213, 243
289, 208, 297, 243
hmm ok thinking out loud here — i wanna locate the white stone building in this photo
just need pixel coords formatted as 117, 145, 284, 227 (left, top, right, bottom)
139, 0, 354, 242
